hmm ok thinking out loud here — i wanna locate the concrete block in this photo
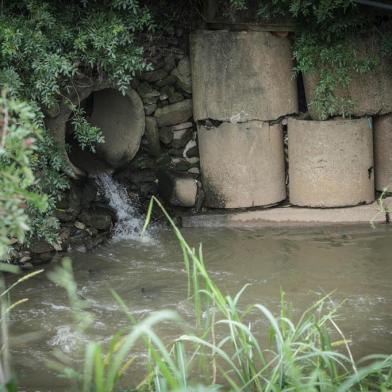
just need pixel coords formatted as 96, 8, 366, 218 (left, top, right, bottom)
198, 121, 286, 208
158, 170, 197, 207
374, 114, 392, 191
191, 30, 298, 122
288, 118, 375, 207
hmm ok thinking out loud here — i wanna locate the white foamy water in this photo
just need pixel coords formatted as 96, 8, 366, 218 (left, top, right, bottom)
48, 326, 82, 354
94, 173, 153, 242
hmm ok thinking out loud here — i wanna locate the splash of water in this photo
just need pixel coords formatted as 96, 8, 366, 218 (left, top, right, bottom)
48, 326, 82, 354
94, 173, 152, 242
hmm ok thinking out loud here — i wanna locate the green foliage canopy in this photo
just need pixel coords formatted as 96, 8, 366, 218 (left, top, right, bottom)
0, 91, 47, 259
0, 0, 153, 107
0, 0, 154, 164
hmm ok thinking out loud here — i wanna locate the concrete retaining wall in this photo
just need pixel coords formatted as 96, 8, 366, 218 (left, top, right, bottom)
288, 118, 375, 207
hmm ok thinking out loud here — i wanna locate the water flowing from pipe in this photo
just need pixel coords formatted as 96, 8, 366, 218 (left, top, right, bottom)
94, 172, 153, 242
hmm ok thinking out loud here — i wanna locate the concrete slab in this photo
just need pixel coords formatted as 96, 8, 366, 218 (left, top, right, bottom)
181, 202, 386, 228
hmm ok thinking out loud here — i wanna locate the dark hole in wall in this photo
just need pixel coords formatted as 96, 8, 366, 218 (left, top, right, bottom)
66, 93, 114, 176
283, 123, 289, 198
297, 72, 308, 113
197, 118, 223, 128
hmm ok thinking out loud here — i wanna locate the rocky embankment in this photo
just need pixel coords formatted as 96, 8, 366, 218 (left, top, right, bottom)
12, 180, 115, 269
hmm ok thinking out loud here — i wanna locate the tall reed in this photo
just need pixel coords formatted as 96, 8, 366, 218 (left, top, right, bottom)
0, 265, 43, 392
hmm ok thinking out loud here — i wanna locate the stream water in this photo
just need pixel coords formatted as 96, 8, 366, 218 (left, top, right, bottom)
7, 177, 392, 391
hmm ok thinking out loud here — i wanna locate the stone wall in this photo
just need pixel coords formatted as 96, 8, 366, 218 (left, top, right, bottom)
113, 33, 202, 209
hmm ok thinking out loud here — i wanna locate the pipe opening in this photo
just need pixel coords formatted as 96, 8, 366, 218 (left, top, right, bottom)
66, 88, 145, 176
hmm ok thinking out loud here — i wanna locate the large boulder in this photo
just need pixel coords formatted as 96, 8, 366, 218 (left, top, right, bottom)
303, 37, 392, 119
90, 88, 145, 168
154, 100, 193, 127
78, 208, 113, 231
191, 30, 298, 122
145, 116, 161, 157
288, 118, 374, 207
198, 121, 286, 208
374, 114, 392, 191
171, 57, 192, 94
158, 170, 197, 207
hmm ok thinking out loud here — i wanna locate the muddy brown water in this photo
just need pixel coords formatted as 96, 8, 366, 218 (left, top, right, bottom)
8, 225, 392, 391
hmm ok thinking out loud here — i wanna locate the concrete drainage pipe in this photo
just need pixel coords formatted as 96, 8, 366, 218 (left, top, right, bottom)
288, 118, 375, 207
45, 82, 145, 177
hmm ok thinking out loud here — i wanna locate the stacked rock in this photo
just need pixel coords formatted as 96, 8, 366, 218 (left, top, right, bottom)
115, 38, 201, 208
15, 180, 115, 268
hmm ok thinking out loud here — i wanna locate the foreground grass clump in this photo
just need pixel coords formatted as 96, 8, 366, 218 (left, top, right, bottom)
0, 267, 44, 391
41, 197, 392, 392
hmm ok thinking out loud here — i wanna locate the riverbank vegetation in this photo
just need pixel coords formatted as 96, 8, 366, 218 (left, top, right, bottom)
0, 92, 47, 259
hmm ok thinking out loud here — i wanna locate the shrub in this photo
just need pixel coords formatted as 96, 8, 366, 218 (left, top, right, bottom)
0, 91, 47, 260
228, 0, 388, 119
